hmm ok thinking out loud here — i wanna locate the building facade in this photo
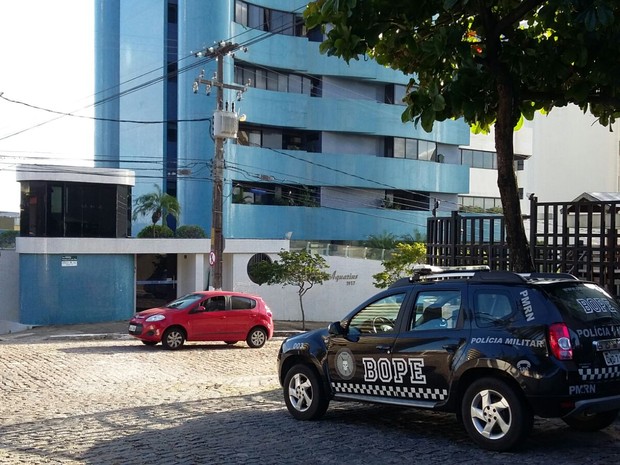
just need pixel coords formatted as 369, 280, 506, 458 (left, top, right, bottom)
94, 0, 471, 243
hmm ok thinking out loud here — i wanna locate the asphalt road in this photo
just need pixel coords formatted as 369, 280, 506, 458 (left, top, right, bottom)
1, 334, 620, 464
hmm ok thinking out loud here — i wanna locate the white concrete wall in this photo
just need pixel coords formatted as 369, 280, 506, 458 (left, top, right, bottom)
465, 105, 620, 214
230, 253, 384, 323
526, 105, 619, 202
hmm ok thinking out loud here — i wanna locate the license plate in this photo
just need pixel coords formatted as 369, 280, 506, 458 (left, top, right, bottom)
603, 350, 620, 366
129, 324, 136, 332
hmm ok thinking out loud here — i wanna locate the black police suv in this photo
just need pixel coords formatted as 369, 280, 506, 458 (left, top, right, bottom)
277, 268, 620, 451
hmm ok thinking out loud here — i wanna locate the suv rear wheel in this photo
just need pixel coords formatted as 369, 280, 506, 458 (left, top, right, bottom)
563, 409, 619, 432
283, 364, 329, 421
461, 377, 532, 451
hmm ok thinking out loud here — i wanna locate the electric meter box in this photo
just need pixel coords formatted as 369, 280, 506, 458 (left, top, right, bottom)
213, 110, 239, 139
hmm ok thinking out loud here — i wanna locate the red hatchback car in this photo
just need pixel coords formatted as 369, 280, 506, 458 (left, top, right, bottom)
128, 291, 274, 350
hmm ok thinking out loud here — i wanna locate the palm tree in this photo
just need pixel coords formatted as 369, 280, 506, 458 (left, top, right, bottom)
132, 184, 181, 228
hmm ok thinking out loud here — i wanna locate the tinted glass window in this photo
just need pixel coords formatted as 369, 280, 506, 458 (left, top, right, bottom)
231, 296, 256, 310
349, 293, 405, 334
203, 296, 226, 311
411, 290, 461, 330
545, 283, 620, 324
473, 290, 515, 327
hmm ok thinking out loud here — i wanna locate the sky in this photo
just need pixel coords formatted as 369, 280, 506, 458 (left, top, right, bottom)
0, 0, 95, 212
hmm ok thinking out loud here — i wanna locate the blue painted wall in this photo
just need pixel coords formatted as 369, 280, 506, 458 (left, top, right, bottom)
19, 254, 135, 325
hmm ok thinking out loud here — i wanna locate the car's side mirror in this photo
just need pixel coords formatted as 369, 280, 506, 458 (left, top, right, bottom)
328, 321, 346, 336
190, 305, 206, 314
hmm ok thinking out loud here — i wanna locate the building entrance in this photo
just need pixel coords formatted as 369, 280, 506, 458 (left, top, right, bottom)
136, 253, 177, 310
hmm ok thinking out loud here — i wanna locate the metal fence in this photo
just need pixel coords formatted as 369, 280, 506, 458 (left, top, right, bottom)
426, 197, 620, 295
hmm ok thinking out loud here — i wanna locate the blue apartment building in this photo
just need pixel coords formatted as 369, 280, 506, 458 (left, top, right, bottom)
5, 0, 473, 329
95, 0, 470, 243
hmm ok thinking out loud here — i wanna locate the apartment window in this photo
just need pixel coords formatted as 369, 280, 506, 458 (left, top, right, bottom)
235, 1, 305, 37
459, 196, 503, 213
384, 84, 407, 105
384, 190, 429, 211
461, 149, 497, 169
237, 124, 321, 152
388, 137, 436, 161
233, 182, 320, 207
235, 0, 248, 25
418, 140, 437, 161
20, 181, 131, 238
269, 9, 294, 35
236, 63, 321, 96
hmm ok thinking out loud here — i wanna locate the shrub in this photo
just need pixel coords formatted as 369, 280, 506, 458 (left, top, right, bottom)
0, 230, 18, 248
137, 225, 174, 238
175, 225, 207, 238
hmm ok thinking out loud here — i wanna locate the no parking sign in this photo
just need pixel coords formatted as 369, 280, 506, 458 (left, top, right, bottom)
209, 251, 216, 266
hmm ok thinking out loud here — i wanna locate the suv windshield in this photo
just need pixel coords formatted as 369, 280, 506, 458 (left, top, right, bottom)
544, 282, 620, 324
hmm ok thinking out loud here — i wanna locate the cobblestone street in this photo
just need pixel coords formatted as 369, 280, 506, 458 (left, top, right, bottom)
2, 334, 620, 464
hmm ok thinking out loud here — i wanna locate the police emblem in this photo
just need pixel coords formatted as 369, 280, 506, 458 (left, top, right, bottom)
335, 349, 355, 380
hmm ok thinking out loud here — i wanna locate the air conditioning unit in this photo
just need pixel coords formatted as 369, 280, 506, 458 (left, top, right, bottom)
213, 110, 239, 139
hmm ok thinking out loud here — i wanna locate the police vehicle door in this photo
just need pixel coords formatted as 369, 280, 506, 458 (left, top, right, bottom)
389, 288, 467, 407
327, 291, 407, 401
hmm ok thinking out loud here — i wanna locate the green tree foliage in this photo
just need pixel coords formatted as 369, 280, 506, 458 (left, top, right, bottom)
133, 184, 181, 229
306, 0, 620, 271
137, 225, 174, 238
175, 225, 207, 238
251, 250, 331, 330
373, 242, 427, 289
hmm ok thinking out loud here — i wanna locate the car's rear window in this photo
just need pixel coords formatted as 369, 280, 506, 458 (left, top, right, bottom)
543, 282, 620, 324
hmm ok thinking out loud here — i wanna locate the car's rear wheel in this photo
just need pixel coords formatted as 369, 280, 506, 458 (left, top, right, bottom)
246, 327, 267, 348
162, 327, 186, 350
141, 340, 157, 346
461, 377, 532, 451
563, 409, 619, 431
283, 364, 329, 421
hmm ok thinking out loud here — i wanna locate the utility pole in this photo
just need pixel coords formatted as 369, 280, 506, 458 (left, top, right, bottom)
193, 41, 248, 290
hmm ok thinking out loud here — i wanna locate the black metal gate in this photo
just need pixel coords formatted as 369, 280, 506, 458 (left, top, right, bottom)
427, 196, 620, 295
427, 211, 509, 269
529, 196, 620, 295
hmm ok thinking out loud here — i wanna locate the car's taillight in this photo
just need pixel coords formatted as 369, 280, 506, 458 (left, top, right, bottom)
548, 323, 573, 360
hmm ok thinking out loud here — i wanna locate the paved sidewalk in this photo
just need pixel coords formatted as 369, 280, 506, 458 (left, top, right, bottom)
0, 319, 331, 342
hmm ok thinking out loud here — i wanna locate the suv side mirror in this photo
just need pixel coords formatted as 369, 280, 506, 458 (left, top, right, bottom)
328, 321, 346, 336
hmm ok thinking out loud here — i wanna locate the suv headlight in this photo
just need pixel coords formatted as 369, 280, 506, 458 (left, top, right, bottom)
145, 314, 166, 322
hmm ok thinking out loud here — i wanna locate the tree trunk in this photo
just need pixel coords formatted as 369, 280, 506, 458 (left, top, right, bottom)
298, 293, 306, 331
495, 75, 534, 272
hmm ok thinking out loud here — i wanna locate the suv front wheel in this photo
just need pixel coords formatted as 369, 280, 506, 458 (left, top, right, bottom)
461, 377, 533, 451
283, 364, 329, 421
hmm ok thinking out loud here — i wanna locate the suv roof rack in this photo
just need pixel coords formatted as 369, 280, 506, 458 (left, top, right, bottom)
389, 266, 578, 288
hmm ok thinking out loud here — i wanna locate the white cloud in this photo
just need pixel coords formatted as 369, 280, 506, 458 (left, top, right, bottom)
0, 0, 95, 212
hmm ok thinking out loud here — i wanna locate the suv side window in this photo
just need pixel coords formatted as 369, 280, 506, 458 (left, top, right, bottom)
348, 293, 406, 334
411, 290, 461, 330
473, 290, 514, 327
